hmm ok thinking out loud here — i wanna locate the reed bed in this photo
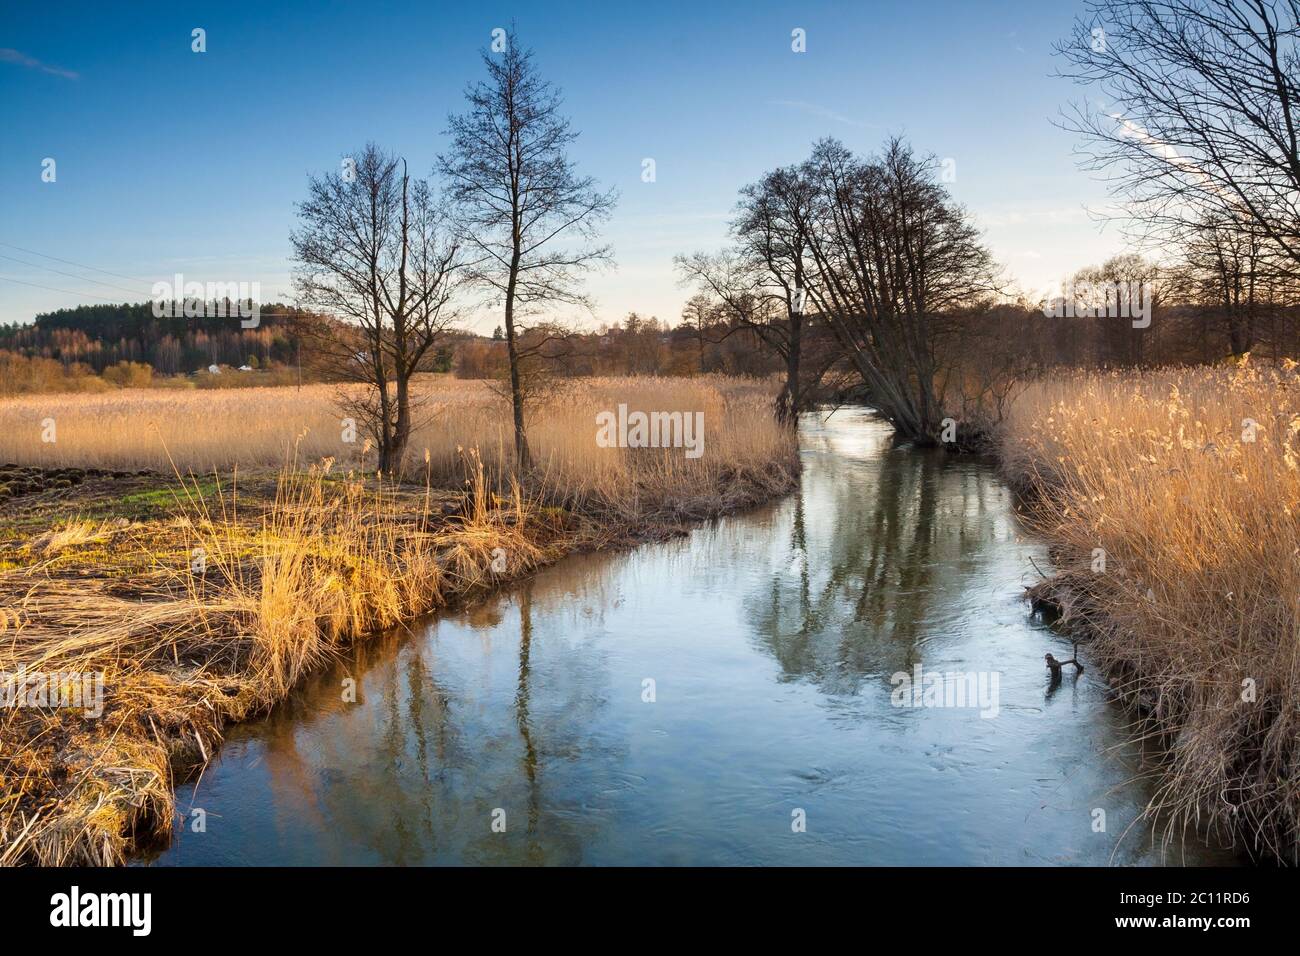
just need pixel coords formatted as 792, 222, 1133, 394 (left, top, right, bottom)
999, 360, 1300, 861
0, 375, 798, 865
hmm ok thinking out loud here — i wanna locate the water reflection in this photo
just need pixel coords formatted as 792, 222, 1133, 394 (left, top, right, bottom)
149, 409, 1241, 866
752, 422, 1039, 691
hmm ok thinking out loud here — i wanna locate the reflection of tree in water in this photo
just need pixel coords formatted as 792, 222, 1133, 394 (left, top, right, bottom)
746, 439, 1011, 692
253, 628, 459, 865
258, 573, 627, 864
514, 585, 541, 837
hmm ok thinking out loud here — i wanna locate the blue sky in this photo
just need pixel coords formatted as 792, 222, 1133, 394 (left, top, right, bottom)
1, 0, 1123, 331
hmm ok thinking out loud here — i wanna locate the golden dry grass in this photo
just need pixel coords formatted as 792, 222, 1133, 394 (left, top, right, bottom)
0, 374, 795, 525
0, 462, 553, 866
1000, 358, 1300, 861
0, 375, 798, 865
0, 374, 779, 478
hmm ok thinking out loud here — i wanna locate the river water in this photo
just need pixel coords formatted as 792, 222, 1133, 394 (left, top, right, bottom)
150, 408, 1238, 865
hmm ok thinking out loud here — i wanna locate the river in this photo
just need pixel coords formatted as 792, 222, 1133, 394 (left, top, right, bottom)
148, 408, 1239, 865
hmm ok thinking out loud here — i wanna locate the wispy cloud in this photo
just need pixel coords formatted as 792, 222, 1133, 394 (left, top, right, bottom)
1110, 111, 1235, 205
0, 48, 79, 80
770, 99, 880, 129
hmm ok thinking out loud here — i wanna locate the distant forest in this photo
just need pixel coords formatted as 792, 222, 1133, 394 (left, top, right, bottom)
0, 300, 790, 393
0, 302, 306, 374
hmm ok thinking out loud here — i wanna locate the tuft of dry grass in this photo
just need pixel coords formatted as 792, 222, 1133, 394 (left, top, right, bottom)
1000, 359, 1300, 862
0, 375, 798, 865
29, 519, 121, 556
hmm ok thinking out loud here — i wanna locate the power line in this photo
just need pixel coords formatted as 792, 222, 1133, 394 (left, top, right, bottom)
0, 253, 154, 298
0, 245, 373, 327
0, 241, 155, 285
0, 273, 322, 323
0, 240, 307, 312
0, 274, 134, 302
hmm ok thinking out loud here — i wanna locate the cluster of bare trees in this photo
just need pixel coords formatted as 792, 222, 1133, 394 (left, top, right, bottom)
290, 1, 1300, 471
680, 137, 999, 444
671, 0, 1300, 441
1049, 249, 1300, 366
291, 27, 613, 473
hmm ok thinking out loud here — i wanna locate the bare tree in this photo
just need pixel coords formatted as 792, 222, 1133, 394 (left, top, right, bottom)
291, 143, 462, 474
733, 164, 820, 422
438, 26, 616, 468
675, 250, 826, 421
799, 137, 998, 443
1057, 0, 1300, 271
677, 164, 822, 422
679, 293, 717, 373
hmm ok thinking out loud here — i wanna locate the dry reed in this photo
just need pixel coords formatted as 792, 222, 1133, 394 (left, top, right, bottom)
999, 359, 1300, 861
0, 458, 553, 865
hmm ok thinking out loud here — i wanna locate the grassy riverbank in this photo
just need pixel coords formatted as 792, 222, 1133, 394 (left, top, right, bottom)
998, 360, 1300, 862
0, 375, 797, 865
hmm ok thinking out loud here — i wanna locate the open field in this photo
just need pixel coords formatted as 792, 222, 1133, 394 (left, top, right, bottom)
0, 375, 792, 522
1000, 360, 1300, 861
0, 375, 798, 865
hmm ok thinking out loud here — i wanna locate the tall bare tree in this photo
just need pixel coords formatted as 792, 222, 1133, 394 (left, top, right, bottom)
1058, 0, 1300, 272
733, 165, 820, 422
291, 143, 462, 474
438, 27, 615, 468
678, 165, 823, 422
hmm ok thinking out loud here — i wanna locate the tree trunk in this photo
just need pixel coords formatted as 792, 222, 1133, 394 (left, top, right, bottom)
504, 254, 532, 469
776, 311, 802, 425
1227, 303, 1253, 356
376, 365, 393, 474
389, 374, 412, 477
